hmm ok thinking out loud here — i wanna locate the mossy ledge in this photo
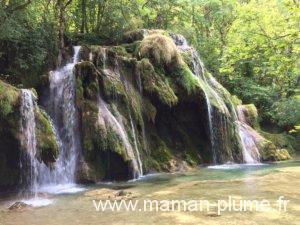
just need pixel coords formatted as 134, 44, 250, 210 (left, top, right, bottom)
0, 80, 59, 190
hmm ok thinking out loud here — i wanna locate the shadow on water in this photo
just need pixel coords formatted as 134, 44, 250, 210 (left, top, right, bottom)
91, 159, 300, 191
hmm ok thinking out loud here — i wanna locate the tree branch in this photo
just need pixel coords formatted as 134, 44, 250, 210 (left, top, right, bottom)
6, 0, 32, 13
64, 0, 73, 8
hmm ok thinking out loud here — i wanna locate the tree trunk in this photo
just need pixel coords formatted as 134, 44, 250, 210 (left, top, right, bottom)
56, 0, 72, 67
80, 0, 88, 34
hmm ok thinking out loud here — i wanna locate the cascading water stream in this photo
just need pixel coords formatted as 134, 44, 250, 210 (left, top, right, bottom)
96, 48, 143, 178
202, 91, 217, 163
173, 34, 260, 164
97, 95, 141, 178
19, 90, 55, 206
135, 66, 149, 155
45, 46, 82, 186
19, 90, 39, 196
18, 46, 85, 201
129, 114, 143, 176
236, 106, 261, 164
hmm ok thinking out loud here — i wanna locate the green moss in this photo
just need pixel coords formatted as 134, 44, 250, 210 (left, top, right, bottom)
101, 70, 128, 103
176, 64, 200, 95
245, 104, 259, 128
0, 80, 20, 118
238, 104, 260, 129
231, 95, 242, 106
123, 41, 141, 54
137, 59, 178, 106
261, 131, 296, 154
137, 33, 183, 66
149, 134, 173, 171
77, 75, 132, 180
143, 98, 157, 123
0, 81, 21, 188
180, 50, 193, 68
35, 109, 59, 165
123, 29, 149, 43
75, 61, 100, 102
184, 152, 198, 166
259, 139, 291, 161
109, 46, 128, 57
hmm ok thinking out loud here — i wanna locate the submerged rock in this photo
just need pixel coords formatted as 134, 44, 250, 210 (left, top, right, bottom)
8, 201, 32, 211
84, 188, 136, 200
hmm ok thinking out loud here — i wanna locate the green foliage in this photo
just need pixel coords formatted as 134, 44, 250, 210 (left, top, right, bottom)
224, 77, 277, 119
0, 1, 58, 87
269, 97, 300, 129
0, 80, 19, 118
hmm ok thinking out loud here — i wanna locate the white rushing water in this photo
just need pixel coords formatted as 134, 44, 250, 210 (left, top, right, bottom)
129, 114, 143, 176
17, 47, 86, 208
236, 122, 261, 164
20, 89, 39, 196
20, 47, 85, 200
97, 95, 141, 178
45, 46, 84, 190
19, 90, 55, 206
98, 53, 143, 179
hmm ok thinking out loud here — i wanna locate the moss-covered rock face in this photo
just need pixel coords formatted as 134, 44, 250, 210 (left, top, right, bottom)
75, 61, 136, 182
35, 108, 59, 165
237, 104, 260, 129
260, 131, 296, 155
72, 29, 296, 182
0, 80, 59, 190
1, 30, 294, 187
137, 59, 178, 106
259, 139, 291, 161
0, 80, 21, 189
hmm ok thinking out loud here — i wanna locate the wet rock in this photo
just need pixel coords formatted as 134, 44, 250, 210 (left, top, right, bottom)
85, 188, 136, 200
8, 201, 32, 211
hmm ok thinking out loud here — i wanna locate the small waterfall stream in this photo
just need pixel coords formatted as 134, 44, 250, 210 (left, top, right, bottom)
95, 48, 143, 178
236, 106, 261, 163
47, 46, 82, 185
174, 35, 260, 165
20, 89, 39, 196
19, 90, 55, 206
18, 47, 85, 200
129, 114, 143, 176
97, 95, 141, 178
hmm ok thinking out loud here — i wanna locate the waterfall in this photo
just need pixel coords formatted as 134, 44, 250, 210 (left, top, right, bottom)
172, 34, 261, 164
18, 47, 84, 199
190, 49, 230, 163
97, 95, 141, 178
129, 114, 143, 176
203, 91, 217, 163
236, 106, 261, 164
45, 46, 82, 185
101, 47, 107, 70
19, 89, 39, 196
